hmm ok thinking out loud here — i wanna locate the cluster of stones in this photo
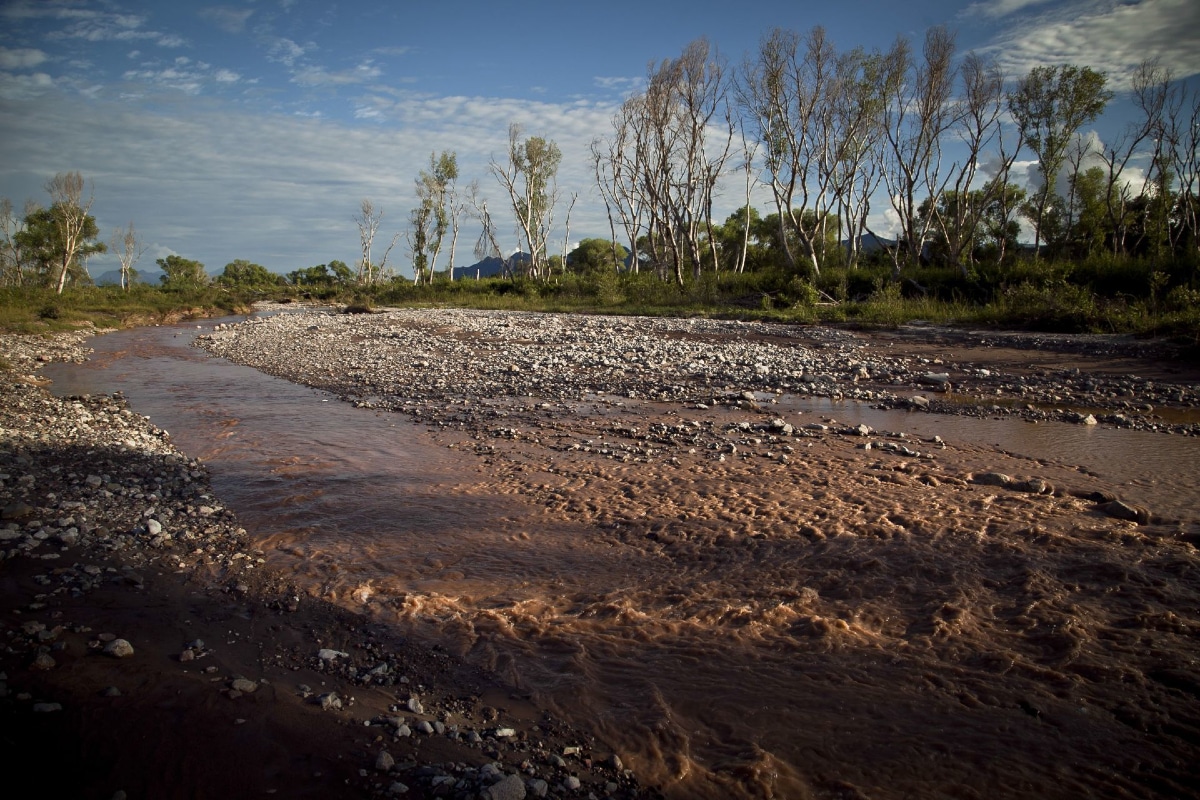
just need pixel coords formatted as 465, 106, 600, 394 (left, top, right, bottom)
297, 646, 643, 798
1, 381, 256, 572
197, 308, 1198, 436
1, 334, 265, 719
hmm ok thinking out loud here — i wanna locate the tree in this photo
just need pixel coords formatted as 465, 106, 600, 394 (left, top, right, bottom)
1008, 64, 1112, 258
623, 38, 733, 285
354, 199, 399, 284
110, 221, 145, 291
158, 254, 208, 289
566, 238, 629, 274
876, 26, 960, 275
15, 203, 104, 289
932, 52, 1021, 276
287, 260, 352, 288
491, 124, 563, 280
980, 181, 1026, 265
410, 151, 460, 283
40, 172, 103, 294
1, 198, 34, 286
215, 259, 281, 292
739, 27, 856, 278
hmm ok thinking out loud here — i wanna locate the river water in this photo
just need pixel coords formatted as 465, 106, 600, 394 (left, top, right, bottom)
43, 318, 1200, 799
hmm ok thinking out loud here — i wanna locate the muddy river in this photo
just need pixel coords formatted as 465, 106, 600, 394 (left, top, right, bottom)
44, 317, 1200, 800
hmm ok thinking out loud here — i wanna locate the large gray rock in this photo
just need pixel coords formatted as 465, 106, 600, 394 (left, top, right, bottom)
481, 774, 526, 800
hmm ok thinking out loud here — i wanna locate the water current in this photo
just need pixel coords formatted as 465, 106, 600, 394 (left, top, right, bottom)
43, 318, 1200, 800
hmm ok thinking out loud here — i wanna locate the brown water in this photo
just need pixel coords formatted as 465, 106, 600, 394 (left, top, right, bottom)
44, 320, 1200, 800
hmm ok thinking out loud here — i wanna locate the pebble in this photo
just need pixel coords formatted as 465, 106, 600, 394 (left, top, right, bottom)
103, 639, 135, 658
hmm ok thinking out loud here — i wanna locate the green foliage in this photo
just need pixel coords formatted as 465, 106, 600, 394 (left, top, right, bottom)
567, 238, 629, 274
13, 204, 105, 289
214, 259, 282, 293
158, 255, 209, 289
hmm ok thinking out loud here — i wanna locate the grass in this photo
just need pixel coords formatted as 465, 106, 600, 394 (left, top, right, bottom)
2, 254, 1198, 348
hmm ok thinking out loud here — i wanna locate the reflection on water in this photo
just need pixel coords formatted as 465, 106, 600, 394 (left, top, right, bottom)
43, 320, 1200, 800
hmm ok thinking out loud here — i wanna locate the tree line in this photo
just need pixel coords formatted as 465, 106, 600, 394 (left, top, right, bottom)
3, 24, 1198, 297
376, 26, 1198, 289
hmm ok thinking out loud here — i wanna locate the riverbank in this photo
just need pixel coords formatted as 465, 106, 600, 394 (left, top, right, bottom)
0, 327, 652, 800
191, 307, 1200, 799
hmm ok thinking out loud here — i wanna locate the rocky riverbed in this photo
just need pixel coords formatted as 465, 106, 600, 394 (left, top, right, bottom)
1, 326, 654, 800
5, 309, 1199, 800
198, 308, 1200, 438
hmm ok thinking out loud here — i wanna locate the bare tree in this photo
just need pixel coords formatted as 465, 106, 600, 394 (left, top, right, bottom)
1164, 84, 1200, 257
355, 199, 399, 284
616, 38, 732, 285
0, 198, 28, 286
875, 26, 960, 275
467, 180, 508, 278
411, 151, 459, 283
930, 52, 1021, 275
1084, 60, 1171, 256
110, 221, 146, 291
46, 171, 98, 294
828, 45, 899, 270
491, 123, 562, 280
593, 93, 654, 276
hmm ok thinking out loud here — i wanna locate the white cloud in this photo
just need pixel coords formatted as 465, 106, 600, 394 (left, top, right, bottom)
981, 0, 1200, 89
962, 0, 1056, 19
199, 6, 255, 34
293, 61, 382, 87
0, 83, 624, 276
0, 47, 48, 69
267, 38, 308, 67
593, 76, 643, 94
120, 56, 240, 96
0, 71, 56, 100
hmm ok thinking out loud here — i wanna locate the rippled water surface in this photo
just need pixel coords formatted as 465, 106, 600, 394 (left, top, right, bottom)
44, 319, 1200, 799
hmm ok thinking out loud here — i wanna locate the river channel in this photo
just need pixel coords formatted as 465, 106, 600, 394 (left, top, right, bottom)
43, 317, 1200, 800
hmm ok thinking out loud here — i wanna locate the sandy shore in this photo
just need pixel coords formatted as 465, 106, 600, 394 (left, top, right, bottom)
4, 309, 1199, 799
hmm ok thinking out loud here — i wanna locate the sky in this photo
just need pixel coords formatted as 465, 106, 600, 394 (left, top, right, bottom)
1, 0, 1198, 279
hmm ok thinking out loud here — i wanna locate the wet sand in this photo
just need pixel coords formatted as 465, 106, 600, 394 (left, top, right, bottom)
3, 310, 1198, 799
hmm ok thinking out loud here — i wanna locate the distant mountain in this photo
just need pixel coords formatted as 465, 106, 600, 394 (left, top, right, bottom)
853, 232, 896, 254
450, 252, 530, 280
93, 267, 165, 286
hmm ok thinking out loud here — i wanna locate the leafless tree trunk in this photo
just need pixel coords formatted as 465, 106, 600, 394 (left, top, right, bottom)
110, 221, 145, 291
1164, 85, 1200, 256
467, 181, 509, 277
877, 27, 959, 276
351, 200, 401, 284
491, 123, 562, 280
355, 199, 382, 284
1093, 60, 1172, 256
0, 198, 29, 286
932, 53, 1019, 276
46, 171, 96, 294
828, 46, 896, 270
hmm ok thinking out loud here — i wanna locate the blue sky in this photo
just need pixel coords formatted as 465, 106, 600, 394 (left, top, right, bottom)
1, 0, 1198, 278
